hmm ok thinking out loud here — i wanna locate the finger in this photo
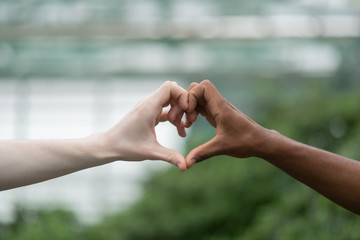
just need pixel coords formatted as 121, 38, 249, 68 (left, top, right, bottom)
168, 104, 183, 125
184, 111, 197, 128
185, 82, 200, 127
187, 82, 199, 92
187, 82, 200, 113
189, 80, 221, 106
158, 108, 187, 137
156, 81, 188, 111
189, 80, 225, 117
176, 120, 187, 138
158, 110, 169, 123
151, 144, 187, 172
170, 83, 188, 111
185, 137, 223, 169
167, 104, 187, 137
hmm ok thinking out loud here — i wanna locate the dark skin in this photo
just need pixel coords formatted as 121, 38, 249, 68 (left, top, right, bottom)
185, 80, 360, 215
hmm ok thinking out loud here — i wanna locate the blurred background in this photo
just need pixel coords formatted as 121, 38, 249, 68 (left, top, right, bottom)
0, 0, 360, 239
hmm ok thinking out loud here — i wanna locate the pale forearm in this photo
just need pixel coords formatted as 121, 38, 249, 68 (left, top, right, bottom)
260, 130, 360, 214
0, 136, 108, 191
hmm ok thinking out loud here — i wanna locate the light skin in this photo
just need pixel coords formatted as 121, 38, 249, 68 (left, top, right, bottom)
0, 81, 188, 191
185, 80, 360, 215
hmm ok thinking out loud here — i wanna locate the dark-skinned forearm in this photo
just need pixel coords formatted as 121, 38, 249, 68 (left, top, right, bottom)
258, 130, 360, 215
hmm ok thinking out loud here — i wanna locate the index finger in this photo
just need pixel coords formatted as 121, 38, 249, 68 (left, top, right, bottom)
187, 82, 199, 113
155, 81, 188, 111
188, 80, 224, 112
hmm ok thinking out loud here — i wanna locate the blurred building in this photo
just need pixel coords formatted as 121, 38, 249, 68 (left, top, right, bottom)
0, 0, 359, 82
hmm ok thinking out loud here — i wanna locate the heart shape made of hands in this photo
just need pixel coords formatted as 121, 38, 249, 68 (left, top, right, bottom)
155, 80, 265, 171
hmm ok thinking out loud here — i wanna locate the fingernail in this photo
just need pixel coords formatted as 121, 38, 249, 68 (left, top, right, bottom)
176, 162, 182, 169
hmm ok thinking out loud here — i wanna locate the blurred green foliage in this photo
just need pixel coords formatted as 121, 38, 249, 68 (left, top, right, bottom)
0, 205, 82, 240
1, 80, 359, 240
1, 0, 359, 238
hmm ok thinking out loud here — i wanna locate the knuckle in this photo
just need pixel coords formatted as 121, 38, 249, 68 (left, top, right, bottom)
200, 80, 215, 92
163, 80, 178, 90
189, 82, 198, 88
201, 79, 212, 86
163, 80, 172, 87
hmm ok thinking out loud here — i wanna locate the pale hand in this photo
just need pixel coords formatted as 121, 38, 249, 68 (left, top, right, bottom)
92, 81, 189, 171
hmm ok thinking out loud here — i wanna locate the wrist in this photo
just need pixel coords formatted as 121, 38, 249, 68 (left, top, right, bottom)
253, 128, 284, 160
82, 133, 118, 163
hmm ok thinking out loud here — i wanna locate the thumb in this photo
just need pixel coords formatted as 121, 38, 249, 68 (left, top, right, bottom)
151, 144, 187, 172
186, 137, 222, 169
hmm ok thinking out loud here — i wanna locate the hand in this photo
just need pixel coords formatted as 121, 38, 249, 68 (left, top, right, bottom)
185, 80, 271, 168
93, 81, 189, 171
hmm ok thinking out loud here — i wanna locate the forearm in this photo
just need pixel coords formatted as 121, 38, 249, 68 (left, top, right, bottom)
259, 130, 360, 215
0, 136, 108, 190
